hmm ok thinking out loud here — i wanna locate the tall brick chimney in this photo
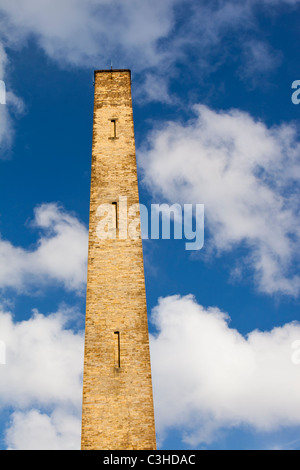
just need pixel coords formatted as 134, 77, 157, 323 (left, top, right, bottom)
81, 70, 156, 450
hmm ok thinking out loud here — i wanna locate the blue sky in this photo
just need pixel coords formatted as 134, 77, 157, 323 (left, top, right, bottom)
0, 0, 300, 450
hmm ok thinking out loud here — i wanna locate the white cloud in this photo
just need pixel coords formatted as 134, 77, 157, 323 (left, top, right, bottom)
0, 0, 295, 87
0, 42, 7, 80
240, 40, 283, 85
0, 40, 24, 157
0, 0, 182, 106
139, 104, 300, 296
0, 0, 296, 125
1, 293, 300, 449
0, 44, 11, 150
0, 101, 12, 152
5, 409, 81, 450
0, 302, 84, 449
0, 305, 84, 409
0, 203, 88, 293
150, 295, 300, 446
136, 73, 176, 105
0, 0, 178, 70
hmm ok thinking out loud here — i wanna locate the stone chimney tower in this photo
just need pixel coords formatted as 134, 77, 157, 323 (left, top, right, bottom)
81, 69, 156, 450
